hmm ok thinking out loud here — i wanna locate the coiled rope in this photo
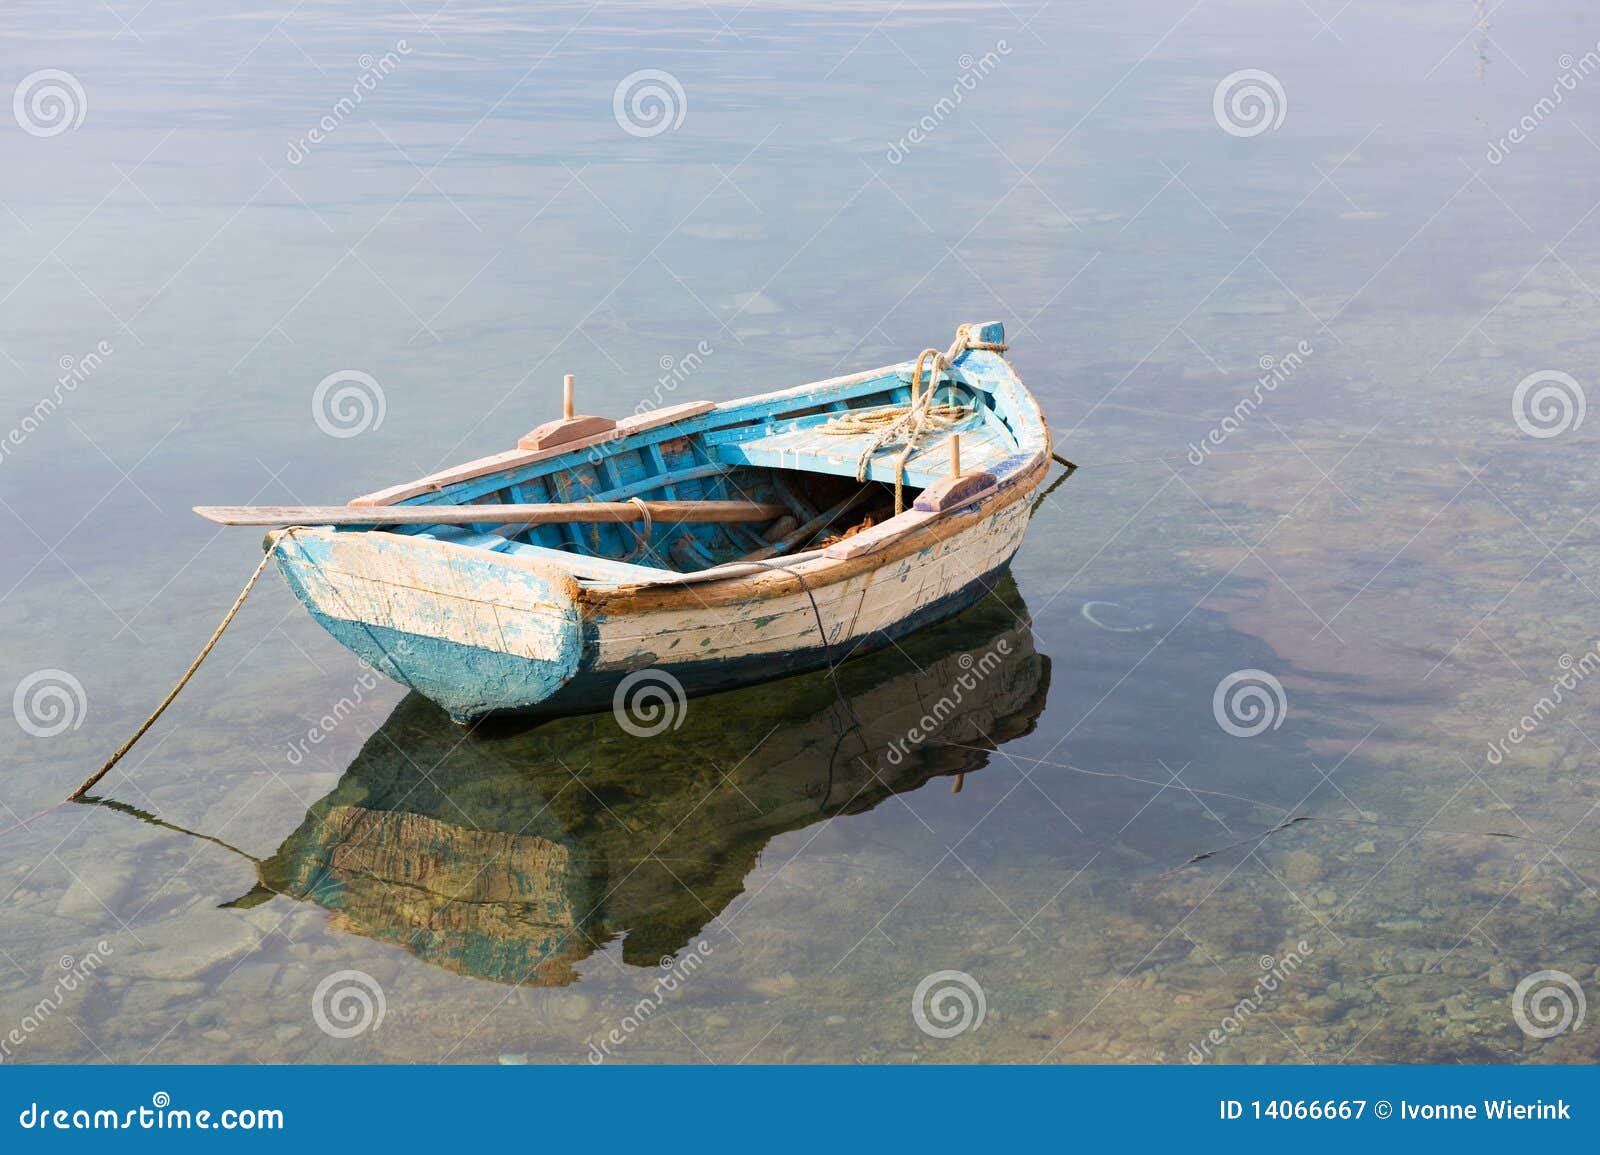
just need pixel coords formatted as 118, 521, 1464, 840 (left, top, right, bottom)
820, 346, 971, 514
621, 496, 653, 562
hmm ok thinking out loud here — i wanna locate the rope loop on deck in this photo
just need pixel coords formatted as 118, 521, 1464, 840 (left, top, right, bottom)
621, 496, 654, 562
819, 345, 971, 514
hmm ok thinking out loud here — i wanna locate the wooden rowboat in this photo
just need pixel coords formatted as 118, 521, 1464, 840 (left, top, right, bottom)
249, 321, 1052, 722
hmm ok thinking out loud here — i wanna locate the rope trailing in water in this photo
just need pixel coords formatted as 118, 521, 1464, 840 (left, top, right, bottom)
819, 346, 970, 514
67, 538, 283, 802
740, 558, 875, 813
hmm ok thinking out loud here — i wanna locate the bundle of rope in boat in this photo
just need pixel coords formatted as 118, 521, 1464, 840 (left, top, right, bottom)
819, 346, 972, 514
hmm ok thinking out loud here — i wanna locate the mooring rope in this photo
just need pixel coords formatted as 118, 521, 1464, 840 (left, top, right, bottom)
67, 534, 286, 802
739, 558, 877, 812
820, 347, 970, 514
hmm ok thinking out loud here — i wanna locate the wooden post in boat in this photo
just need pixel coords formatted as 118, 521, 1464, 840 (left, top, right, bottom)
949, 433, 961, 477
521, 374, 614, 450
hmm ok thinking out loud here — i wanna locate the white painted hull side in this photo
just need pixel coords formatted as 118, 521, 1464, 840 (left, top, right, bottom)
588, 495, 1032, 672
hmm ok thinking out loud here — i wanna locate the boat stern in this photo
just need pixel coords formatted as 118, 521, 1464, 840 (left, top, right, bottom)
269, 527, 584, 722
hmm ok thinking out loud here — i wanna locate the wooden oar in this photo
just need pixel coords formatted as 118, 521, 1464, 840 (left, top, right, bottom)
194, 500, 787, 527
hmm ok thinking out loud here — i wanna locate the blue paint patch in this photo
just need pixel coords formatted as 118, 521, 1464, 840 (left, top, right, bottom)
272, 537, 582, 722
307, 612, 579, 723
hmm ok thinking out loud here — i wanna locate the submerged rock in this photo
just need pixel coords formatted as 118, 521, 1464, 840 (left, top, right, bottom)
123, 911, 261, 981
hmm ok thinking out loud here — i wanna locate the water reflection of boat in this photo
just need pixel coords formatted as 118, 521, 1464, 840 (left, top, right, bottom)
233, 579, 1049, 986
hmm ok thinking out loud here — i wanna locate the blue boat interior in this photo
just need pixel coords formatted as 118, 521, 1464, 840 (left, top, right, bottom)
356, 349, 1031, 583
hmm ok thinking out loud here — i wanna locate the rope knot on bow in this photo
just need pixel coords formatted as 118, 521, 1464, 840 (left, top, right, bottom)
819, 346, 971, 513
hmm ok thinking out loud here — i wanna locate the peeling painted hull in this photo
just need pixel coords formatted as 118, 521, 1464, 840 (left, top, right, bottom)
309, 557, 1016, 722
275, 495, 1034, 722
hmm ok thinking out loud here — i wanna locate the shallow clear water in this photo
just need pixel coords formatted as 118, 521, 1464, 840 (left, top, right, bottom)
3, 0, 1600, 1064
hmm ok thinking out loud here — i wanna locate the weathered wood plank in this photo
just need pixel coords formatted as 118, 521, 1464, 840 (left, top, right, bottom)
349, 401, 720, 508
587, 496, 1034, 668
197, 500, 787, 527
518, 414, 618, 451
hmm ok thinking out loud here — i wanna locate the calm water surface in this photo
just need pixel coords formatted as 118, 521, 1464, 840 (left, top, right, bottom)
2, 0, 1599, 1063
